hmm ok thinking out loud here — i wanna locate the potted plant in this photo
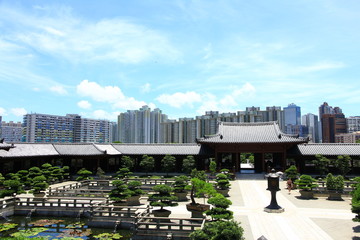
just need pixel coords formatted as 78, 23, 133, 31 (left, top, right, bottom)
215, 173, 231, 197
126, 180, 145, 205
109, 180, 131, 206
186, 178, 216, 218
284, 165, 299, 183
189, 220, 244, 240
76, 168, 94, 181
148, 184, 178, 218
205, 193, 233, 221
295, 175, 318, 199
326, 173, 344, 200
173, 175, 189, 201
32, 175, 48, 200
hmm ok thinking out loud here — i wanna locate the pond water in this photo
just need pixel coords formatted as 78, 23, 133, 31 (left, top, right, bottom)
0, 216, 133, 239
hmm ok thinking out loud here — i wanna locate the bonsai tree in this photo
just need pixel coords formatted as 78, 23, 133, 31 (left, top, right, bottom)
215, 173, 231, 197
209, 160, 217, 177
182, 155, 196, 174
190, 169, 207, 181
3, 179, 24, 196
127, 180, 144, 196
312, 154, 330, 177
114, 167, 132, 179
15, 170, 31, 189
189, 220, 244, 240
50, 166, 63, 182
32, 175, 49, 194
295, 175, 318, 199
148, 184, 178, 217
61, 166, 70, 180
139, 155, 155, 175
351, 183, 360, 222
205, 193, 233, 221
0, 173, 4, 189
284, 165, 299, 181
76, 168, 93, 181
173, 175, 190, 201
333, 155, 351, 177
121, 155, 134, 169
28, 167, 42, 179
109, 180, 131, 204
187, 178, 216, 206
96, 167, 105, 179
326, 173, 344, 200
41, 163, 53, 182
161, 154, 176, 176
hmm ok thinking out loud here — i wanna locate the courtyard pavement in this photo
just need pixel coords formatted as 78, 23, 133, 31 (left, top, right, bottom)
169, 174, 360, 240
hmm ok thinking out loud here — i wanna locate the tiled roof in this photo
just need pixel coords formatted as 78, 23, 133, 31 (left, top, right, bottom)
0, 143, 58, 158
53, 144, 105, 156
94, 144, 121, 155
0, 142, 15, 151
295, 143, 360, 156
197, 121, 308, 144
111, 144, 210, 155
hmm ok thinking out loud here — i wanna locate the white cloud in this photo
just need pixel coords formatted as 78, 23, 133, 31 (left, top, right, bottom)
141, 83, 151, 93
10, 108, 27, 116
76, 80, 152, 110
92, 110, 120, 121
77, 100, 91, 109
0, 107, 7, 116
231, 82, 256, 97
0, 6, 181, 64
50, 85, 67, 95
156, 91, 202, 108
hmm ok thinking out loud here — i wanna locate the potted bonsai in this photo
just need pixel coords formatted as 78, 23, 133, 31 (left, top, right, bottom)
186, 177, 216, 218
215, 173, 231, 197
284, 165, 299, 183
148, 184, 178, 218
173, 175, 189, 201
76, 168, 94, 181
295, 174, 318, 199
126, 180, 145, 206
109, 180, 131, 206
32, 175, 49, 200
205, 193, 233, 221
326, 173, 344, 200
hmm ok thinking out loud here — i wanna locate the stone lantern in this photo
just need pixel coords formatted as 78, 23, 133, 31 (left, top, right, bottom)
264, 169, 284, 213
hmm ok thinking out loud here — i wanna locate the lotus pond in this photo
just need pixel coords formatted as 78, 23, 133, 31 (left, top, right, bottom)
0, 216, 132, 240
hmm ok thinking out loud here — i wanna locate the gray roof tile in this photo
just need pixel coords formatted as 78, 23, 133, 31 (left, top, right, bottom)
296, 143, 360, 156
0, 143, 58, 158
53, 144, 104, 156
95, 144, 121, 155
111, 144, 209, 155
197, 121, 308, 144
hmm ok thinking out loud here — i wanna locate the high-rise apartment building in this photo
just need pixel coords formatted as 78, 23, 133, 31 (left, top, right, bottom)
22, 113, 110, 143
347, 116, 360, 133
1, 121, 22, 143
284, 103, 302, 135
319, 102, 346, 143
302, 113, 320, 143
335, 132, 360, 143
118, 106, 167, 143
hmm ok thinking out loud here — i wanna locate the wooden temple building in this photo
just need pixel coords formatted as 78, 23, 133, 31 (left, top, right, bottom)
1, 121, 360, 175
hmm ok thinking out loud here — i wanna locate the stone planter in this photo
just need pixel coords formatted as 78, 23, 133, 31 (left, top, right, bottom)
327, 191, 343, 201
216, 188, 230, 197
152, 209, 171, 222
186, 203, 210, 218
175, 191, 188, 201
126, 195, 141, 206
299, 190, 314, 199
33, 192, 46, 201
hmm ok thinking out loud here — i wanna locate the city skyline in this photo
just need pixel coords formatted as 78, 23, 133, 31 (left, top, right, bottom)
1, 1, 360, 122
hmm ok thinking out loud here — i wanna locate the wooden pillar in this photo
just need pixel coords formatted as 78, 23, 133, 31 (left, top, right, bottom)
235, 153, 240, 172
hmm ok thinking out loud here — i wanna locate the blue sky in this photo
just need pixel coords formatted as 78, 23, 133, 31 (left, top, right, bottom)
1, 0, 360, 122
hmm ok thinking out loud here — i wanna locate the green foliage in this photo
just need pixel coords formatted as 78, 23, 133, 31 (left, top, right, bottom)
148, 184, 178, 210
240, 153, 254, 164
96, 167, 105, 179
10, 227, 49, 238
61, 166, 70, 179
15, 170, 31, 188
94, 232, 123, 239
127, 180, 144, 196
352, 183, 360, 222
0, 223, 18, 232
0, 173, 4, 187
190, 169, 207, 181
284, 165, 299, 180
28, 167, 42, 179
215, 173, 230, 190
190, 220, 244, 240
326, 173, 344, 192
3, 179, 24, 195
139, 155, 155, 174
209, 160, 217, 176
32, 175, 49, 193
182, 155, 196, 174
114, 168, 132, 179
109, 180, 131, 202
187, 178, 216, 205
120, 155, 134, 169
295, 175, 318, 191
76, 168, 93, 181
173, 175, 189, 193
161, 154, 176, 176
205, 193, 233, 220
333, 155, 351, 177
312, 154, 330, 176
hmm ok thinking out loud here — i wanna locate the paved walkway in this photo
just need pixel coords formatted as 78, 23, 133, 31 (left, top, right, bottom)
170, 174, 359, 240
